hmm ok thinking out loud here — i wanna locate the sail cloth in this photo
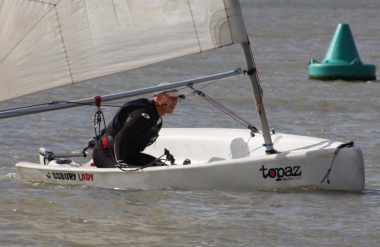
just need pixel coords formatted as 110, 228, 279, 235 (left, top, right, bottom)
0, 0, 247, 102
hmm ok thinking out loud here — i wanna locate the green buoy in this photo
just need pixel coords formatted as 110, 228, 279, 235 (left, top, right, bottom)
309, 23, 376, 81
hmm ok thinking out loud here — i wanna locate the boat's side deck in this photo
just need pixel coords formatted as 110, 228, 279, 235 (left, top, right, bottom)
144, 128, 342, 164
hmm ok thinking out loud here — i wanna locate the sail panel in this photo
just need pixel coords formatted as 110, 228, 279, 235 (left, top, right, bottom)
0, 0, 246, 102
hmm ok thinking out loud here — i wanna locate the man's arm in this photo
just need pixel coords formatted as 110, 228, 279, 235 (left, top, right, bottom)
113, 108, 153, 162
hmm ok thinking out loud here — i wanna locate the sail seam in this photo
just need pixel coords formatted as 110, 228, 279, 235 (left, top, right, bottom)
0, 1, 57, 65
210, 3, 238, 48
54, 5, 74, 84
187, 0, 202, 52
223, 0, 234, 47
29, 0, 55, 5
212, 17, 227, 48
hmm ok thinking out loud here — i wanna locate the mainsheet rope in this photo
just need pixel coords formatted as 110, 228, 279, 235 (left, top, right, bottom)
305, 141, 355, 189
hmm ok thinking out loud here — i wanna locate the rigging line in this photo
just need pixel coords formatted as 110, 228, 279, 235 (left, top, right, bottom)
194, 89, 259, 132
116, 154, 166, 172
240, 143, 264, 158
199, 92, 256, 129
93, 109, 116, 168
54, 101, 123, 107
304, 141, 354, 189
192, 68, 244, 93
191, 87, 260, 133
198, 95, 243, 124
201, 96, 254, 130
200, 94, 257, 131
0, 101, 123, 113
0, 103, 52, 113
56, 100, 124, 108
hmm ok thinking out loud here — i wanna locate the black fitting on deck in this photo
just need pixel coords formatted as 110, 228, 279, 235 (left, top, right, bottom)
265, 149, 278, 155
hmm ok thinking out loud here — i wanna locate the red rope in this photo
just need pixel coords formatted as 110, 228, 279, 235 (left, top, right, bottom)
305, 142, 354, 189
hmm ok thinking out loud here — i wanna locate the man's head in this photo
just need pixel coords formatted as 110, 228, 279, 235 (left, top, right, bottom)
153, 83, 185, 116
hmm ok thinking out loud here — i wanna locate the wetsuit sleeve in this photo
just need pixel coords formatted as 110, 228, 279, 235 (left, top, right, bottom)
114, 108, 154, 162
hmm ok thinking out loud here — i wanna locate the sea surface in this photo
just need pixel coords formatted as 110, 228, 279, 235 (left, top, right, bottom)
1, 0, 380, 246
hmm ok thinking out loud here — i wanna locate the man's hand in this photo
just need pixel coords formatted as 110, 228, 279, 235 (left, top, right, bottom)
87, 138, 96, 150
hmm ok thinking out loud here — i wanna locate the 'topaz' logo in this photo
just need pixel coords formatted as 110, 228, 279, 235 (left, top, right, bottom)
260, 165, 302, 181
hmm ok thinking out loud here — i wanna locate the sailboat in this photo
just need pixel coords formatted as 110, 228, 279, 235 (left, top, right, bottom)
1, 0, 364, 191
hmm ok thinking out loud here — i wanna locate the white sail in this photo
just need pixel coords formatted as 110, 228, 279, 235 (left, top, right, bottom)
0, 0, 246, 102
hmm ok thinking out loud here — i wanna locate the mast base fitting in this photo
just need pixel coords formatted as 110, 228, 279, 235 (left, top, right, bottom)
265, 149, 278, 155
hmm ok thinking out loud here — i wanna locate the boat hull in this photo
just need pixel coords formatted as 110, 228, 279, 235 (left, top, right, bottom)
15, 128, 365, 192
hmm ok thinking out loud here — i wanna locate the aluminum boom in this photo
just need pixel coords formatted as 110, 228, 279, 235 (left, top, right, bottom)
0, 69, 244, 119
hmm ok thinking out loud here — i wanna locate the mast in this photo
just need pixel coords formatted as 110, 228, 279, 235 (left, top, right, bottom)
241, 41, 276, 154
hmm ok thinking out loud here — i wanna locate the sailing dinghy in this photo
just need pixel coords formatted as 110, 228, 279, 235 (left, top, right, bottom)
1, 0, 364, 191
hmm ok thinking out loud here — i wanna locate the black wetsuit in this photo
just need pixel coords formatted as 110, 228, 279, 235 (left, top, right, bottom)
92, 99, 162, 168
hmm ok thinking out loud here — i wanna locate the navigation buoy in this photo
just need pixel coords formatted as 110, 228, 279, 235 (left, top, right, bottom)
309, 23, 376, 81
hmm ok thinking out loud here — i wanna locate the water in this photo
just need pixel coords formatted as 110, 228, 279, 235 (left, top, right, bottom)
1, 0, 380, 246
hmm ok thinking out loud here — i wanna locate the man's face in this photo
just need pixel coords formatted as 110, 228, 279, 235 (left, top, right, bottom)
157, 93, 179, 114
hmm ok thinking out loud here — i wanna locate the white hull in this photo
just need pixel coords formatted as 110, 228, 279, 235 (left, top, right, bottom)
15, 128, 365, 192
